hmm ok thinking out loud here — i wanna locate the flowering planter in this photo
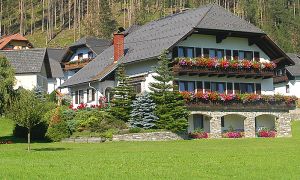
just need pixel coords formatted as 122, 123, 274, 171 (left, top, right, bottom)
222, 131, 244, 138
189, 132, 209, 139
257, 130, 276, 138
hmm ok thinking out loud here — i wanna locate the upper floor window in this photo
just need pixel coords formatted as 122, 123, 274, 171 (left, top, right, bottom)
233, 50, 253, 61
179, 81, 195, 92
178, 47, 194, 58
78, 53, 83, 61
203, 48, 224, 59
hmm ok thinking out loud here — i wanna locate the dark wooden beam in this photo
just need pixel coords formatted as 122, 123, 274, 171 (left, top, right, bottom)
216, 34, 228, 43
208, 74, 217, 77
272, 57, 285, 64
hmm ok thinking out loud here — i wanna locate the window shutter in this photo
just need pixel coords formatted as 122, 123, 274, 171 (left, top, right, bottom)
254, 52, 260, 61
75, 91, 78, 104
204, 81, 211, 92
255, 84, 261, 95
225, 50, 231, 60
195, 48, 202, 57
87, 89, 90, 102
196, 81, 203, 92
203, 48, 209, 58
234, 83, 240, 94
172, 47, 178, 58
233, 50, 239, 60
227, 83, 233, 94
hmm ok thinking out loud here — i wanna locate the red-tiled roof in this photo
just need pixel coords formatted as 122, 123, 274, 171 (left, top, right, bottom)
0, 33, 30, 49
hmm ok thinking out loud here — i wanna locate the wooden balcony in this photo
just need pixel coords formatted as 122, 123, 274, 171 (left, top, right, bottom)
173, 64, 274, 79
186, 101, 296, 112
273, 75, 289, 84
63, 58, 93, 71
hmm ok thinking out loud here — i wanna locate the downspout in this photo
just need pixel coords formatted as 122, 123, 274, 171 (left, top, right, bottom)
89, 82, 99, 105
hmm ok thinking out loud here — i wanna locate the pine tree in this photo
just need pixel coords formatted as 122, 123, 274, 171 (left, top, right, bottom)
129, 93, 158, 129
109, 64, 135, 122
149, 50, 189, 132
98, 0, 117, 38
0, 55, 15, 115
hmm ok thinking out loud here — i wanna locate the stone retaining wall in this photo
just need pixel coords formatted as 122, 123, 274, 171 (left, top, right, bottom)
290, 109, 300, 121
62, 132, 187, 143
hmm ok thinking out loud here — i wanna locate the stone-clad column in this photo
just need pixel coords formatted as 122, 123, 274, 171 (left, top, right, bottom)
277, 113, 292, 137
244, 115, 255, 138
210, 115, 222, 138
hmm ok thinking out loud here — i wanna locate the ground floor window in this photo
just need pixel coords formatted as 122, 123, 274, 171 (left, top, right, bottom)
74, 90, 84, 104
87, 88, 95, 102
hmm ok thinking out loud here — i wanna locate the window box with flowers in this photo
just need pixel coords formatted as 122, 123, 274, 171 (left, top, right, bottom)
180, 91, 297, 111
257, 128, 277, 138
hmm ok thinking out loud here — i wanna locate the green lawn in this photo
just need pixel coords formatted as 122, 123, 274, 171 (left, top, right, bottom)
1, 119, 300, 179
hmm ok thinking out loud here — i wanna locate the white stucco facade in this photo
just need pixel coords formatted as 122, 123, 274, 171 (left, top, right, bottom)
69, 47, 95, 62
274, 78, 300, 98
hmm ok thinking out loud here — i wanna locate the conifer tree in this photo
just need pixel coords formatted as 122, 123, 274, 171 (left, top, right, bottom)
149, 50, 189, 132
129, 93, 158, 129
110, 64, 135, 122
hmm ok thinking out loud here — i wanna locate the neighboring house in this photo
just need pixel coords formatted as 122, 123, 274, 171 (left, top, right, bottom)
47, 48, 66, 94
0, 33, 33, 50
60, 4, 294, 138
60, 37, 111, 94
274, 53, 300, 97
0, 49, 52, 92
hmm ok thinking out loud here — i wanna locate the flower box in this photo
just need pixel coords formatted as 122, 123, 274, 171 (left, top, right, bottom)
222, 131, 244, 138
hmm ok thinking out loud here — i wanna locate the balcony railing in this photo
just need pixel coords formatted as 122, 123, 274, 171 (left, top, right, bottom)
173, 58, 276, 78
180, 92, 297, 112
273, 75, 289, 84
63, 58, 93, 71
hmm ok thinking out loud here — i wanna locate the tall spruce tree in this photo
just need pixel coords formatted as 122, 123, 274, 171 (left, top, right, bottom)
129, 93, 158, 129
0, 55, 15, 115
110, 64, 135, 122
149, 50, 189, 132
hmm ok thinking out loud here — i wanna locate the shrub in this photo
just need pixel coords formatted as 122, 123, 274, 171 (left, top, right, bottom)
46, 121, 71, 142
257, 129, 276, 137
189, 128, 208, 139
129, 127, 142, 133
222, 131, 243, 138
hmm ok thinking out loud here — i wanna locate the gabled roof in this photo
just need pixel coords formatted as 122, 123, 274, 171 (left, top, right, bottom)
0, 49, 51, 77
70, 37, 111, 55
60, 4, 291, 88
47, 48, 66, 78
286, 53, 300, 77
0, 33, 32, 49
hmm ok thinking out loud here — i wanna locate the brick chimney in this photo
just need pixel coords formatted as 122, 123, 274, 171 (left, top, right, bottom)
113, 33, 124, 62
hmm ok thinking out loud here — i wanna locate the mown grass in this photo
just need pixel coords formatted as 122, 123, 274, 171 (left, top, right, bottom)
1, 119, 300, 179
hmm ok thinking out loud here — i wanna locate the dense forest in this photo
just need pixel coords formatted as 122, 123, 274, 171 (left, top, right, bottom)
0, 0, 299, 53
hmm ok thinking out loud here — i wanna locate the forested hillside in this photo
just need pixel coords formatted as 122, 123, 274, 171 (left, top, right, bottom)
0, 0, 299, 53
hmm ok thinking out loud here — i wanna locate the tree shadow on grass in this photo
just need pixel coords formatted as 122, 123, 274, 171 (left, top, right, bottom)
0, 135, 50, 144
32, 147, 71, 152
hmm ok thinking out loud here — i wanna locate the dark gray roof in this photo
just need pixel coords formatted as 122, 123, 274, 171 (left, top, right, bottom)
0, 49, 49, 74
61, 4, 266, 87
47, 48, 66, 78
286, 53, 300, 76
70, 37, 111, 55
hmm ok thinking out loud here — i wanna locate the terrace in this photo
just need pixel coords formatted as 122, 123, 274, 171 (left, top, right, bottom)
63, 58, 93, 71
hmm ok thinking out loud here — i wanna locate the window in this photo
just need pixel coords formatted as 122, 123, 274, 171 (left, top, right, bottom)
233, 50, 239, 60
193, 115, 204, 129
203, 48, 209, 58
105, 87, 113, 102
78, 53, 83, 61
240, 83, 255, 93
178, 47, 194, 58
211, 82, 226, 93
87, 88, 95, 102
179, 81, 195, 92
255, 84, 261, 95
133, 83, 142, 94
88, 51, 93, 59
205, 48, 224, 59
227, 83, 233, 94
79, 90, 84, 103
74, 90, 84, 104
238, 51, 253, 61
286, 85, 290, 93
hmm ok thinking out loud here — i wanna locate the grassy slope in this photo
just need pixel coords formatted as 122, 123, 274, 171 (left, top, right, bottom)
1, 119, 300, 179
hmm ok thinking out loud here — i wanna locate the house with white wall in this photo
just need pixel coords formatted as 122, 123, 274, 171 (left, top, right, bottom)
0, 49, 52, 92
60, 4, 295, 138
274, 53, 300, 97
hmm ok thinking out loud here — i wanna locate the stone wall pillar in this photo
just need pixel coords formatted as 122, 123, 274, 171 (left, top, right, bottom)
210, 115, 222, 138
244, 115, 256, 138
277, 113, 292, 137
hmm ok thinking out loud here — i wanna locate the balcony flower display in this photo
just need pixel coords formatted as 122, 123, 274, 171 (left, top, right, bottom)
179, 91, 297, 105
175, 57, 277, 71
